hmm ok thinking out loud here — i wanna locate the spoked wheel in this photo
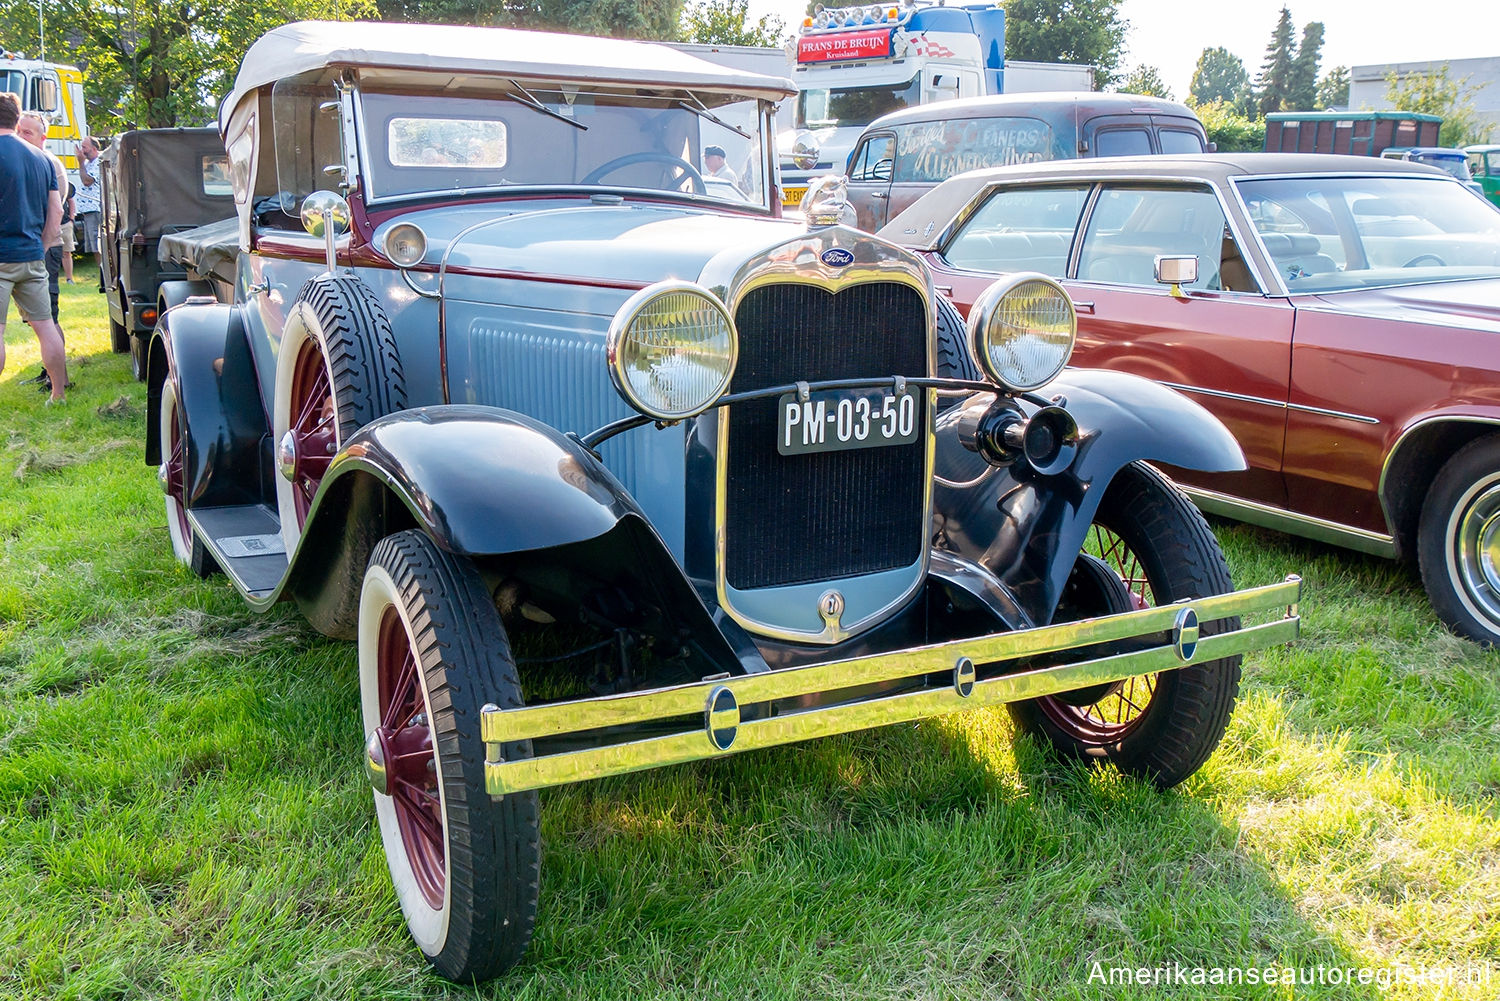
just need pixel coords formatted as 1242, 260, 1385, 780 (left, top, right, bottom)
1009, 462, 1242, 789
1418, 436, 1500, 646
359, 530, 539, 982
272, 275, 405, 556
157, 377, 218, 578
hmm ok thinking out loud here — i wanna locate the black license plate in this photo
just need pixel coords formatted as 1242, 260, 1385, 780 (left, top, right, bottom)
776, 387, 919, 456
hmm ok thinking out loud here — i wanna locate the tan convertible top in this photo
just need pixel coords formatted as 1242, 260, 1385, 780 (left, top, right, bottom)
221, 20, 796, 129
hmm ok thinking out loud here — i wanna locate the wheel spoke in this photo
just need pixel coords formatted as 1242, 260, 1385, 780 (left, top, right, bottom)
395, 784, 444, 847
383, 649, 418, 730
295, 366, 330, 431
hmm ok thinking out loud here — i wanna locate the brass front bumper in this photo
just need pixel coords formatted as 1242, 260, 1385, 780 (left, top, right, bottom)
482, 576, 1302, 795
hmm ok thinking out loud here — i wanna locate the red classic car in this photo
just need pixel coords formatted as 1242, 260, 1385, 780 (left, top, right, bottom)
882, 153, 1500, 644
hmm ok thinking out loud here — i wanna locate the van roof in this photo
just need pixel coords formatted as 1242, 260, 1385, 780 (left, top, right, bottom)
863, 91, 1200, 132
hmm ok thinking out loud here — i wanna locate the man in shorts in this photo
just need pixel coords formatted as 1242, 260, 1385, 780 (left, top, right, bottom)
0, 93, 68, 402
17, 112, 70, 350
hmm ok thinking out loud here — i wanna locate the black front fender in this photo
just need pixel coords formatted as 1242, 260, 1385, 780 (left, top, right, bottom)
934, 369, 1244, 624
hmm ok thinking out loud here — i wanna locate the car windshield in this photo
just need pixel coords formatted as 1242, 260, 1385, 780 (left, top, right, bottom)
1236, 175, 1500, 292
796, 75, 920, 130
359, 86, 770, 210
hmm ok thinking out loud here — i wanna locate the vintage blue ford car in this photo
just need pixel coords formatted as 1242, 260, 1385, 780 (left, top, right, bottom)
145, 21, 1300, 981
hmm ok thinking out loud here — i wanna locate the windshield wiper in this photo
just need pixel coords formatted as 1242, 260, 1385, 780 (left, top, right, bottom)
674, 92, 751, 141
505, 80, 588, 132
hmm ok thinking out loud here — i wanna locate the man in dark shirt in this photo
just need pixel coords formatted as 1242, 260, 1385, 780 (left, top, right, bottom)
0, 92, 67, 402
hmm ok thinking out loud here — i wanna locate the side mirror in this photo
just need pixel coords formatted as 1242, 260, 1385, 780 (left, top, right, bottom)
1155, 255, 1198, 298
790, 131, 821, 171
35, 77, 59, 114
301, 190, 351, 274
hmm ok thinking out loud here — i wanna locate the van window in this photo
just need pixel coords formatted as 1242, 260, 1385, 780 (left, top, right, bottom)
1159, 129, 1205, 154
848, 134, 894, 182
891, 117, 1052, 183
1095, 128, 1152, 157
941, 184, 1089, 276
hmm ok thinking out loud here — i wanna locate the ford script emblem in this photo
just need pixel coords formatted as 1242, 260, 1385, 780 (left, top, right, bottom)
820, 248, 854, 268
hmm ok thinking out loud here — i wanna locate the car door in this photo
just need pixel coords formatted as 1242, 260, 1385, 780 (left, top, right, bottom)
1065, 182, 1295, 506
845, 131, 895, 231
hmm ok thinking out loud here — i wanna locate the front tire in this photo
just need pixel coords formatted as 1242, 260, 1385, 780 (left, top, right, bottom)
1418, 436, 1500, 646
359, 530, 540, 982
273, 275, 405, 556
1008, 462, 1242, 789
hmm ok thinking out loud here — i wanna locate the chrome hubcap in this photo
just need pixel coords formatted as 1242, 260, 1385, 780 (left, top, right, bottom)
277, 430, 298, 481
364, 728, 391, 796
1456, 480, 1500, 621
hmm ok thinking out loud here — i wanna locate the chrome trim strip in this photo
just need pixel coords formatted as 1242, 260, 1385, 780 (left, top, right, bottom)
705, 229, 937, 645
483, 576, 1302, 794
1182, 485, 1396, 557
1159, 381, 1379, 424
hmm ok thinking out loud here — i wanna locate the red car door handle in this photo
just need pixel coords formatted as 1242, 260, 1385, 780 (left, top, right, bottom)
1072, 300, 1095, 314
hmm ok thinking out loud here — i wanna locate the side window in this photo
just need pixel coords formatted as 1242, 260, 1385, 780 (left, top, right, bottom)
1077, 185, 1237, 290
1095, 128, 1152, 157
848, 134, 895, 182
1488, 152, 1500, 176
1158, 129, 1205, 154
941, 184, 1089, 276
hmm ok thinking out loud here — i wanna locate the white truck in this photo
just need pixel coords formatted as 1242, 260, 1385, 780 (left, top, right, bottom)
776, 0, 1090, 211
0, 48, 90, 187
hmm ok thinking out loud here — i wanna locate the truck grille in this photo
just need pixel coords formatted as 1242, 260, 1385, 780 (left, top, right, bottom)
724, 281, 927, 591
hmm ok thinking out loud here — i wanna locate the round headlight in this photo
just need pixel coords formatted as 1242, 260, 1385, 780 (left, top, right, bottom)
383, 223, 427, 267
966, 273, 1076, 392
608, 282, 738, 421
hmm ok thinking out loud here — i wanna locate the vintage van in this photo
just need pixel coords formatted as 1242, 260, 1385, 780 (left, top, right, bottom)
844, 92, 1207, 230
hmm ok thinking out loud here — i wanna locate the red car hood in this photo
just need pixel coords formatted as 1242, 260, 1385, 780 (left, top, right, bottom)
1308, 278, 1500, 332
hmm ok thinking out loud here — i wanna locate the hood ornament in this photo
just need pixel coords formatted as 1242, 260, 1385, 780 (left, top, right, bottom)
803, 175, 856, 229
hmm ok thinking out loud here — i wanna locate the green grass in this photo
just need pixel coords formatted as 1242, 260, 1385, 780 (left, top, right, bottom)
1, 267, 1497, 1000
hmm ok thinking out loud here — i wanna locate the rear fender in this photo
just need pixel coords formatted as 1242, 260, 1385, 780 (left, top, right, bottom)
144, 302, 268, 510
935, 369, 1244, 624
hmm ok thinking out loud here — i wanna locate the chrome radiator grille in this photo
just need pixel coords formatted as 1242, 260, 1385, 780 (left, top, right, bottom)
724, 281, 928, 591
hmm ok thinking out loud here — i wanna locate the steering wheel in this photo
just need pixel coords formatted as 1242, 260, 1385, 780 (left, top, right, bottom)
581, 153, 706, 194
1402, 254, 1446, 268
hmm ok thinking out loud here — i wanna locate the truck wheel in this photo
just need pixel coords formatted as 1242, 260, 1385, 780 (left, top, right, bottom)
110, 313, 130, 354
1417, 435, 1500, 646
130, 334, 148, 382
158, 376, 220, 578
273, 275, 405, 556
1008, 462, 1242, 789
359, 530, 540, 982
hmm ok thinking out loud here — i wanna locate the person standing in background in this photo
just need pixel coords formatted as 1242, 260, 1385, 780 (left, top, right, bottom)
74, 135, 102, 289
0, 93, 68, 403
17, 112, 71, 358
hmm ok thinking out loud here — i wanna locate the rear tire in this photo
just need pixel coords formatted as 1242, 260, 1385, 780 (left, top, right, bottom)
158, 377, 220, 578
110, 313, 130, 354
1008, 462, 1241, 789
359, 530, 540, 982
1417, 436, 1500, 646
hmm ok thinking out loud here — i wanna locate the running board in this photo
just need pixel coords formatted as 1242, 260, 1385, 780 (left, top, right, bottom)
188, 504, 288, 598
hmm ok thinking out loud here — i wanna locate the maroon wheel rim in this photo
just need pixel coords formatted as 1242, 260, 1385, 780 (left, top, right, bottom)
1037, 524, 1160, 745
376, 606, 445, 909
286, 339, 336, 529
165, 394, 192, 544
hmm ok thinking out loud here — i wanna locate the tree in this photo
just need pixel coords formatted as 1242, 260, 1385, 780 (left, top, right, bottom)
680, 0, 788, 46
0, 0, 377, 130
377, 0, 685, 39
1254, 6, 1296, 116
1004, 0, 1128, 91
1118, 65, 1172, 101
1193, 99, 1265, 152
1190, 47, 1249, 107
1316, 65, 1349, 109
1385, 64, 1492, 147
1287, 20, 1323, 111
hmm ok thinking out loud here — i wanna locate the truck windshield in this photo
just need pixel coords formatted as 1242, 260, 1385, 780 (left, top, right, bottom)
1, 70, 24, 97
1412, 152, 1474, 182
796, 75, 920, 130
359, 86, 770, 210
1238, 174, 1500, 292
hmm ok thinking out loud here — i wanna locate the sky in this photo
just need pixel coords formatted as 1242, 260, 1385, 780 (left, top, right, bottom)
742, 0, 1500, 100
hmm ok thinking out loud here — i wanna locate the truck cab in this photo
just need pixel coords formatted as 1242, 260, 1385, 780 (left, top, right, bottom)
0, 50, 88, 186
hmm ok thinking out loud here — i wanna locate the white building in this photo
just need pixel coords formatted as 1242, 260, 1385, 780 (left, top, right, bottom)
1349, 56, 1500, 143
